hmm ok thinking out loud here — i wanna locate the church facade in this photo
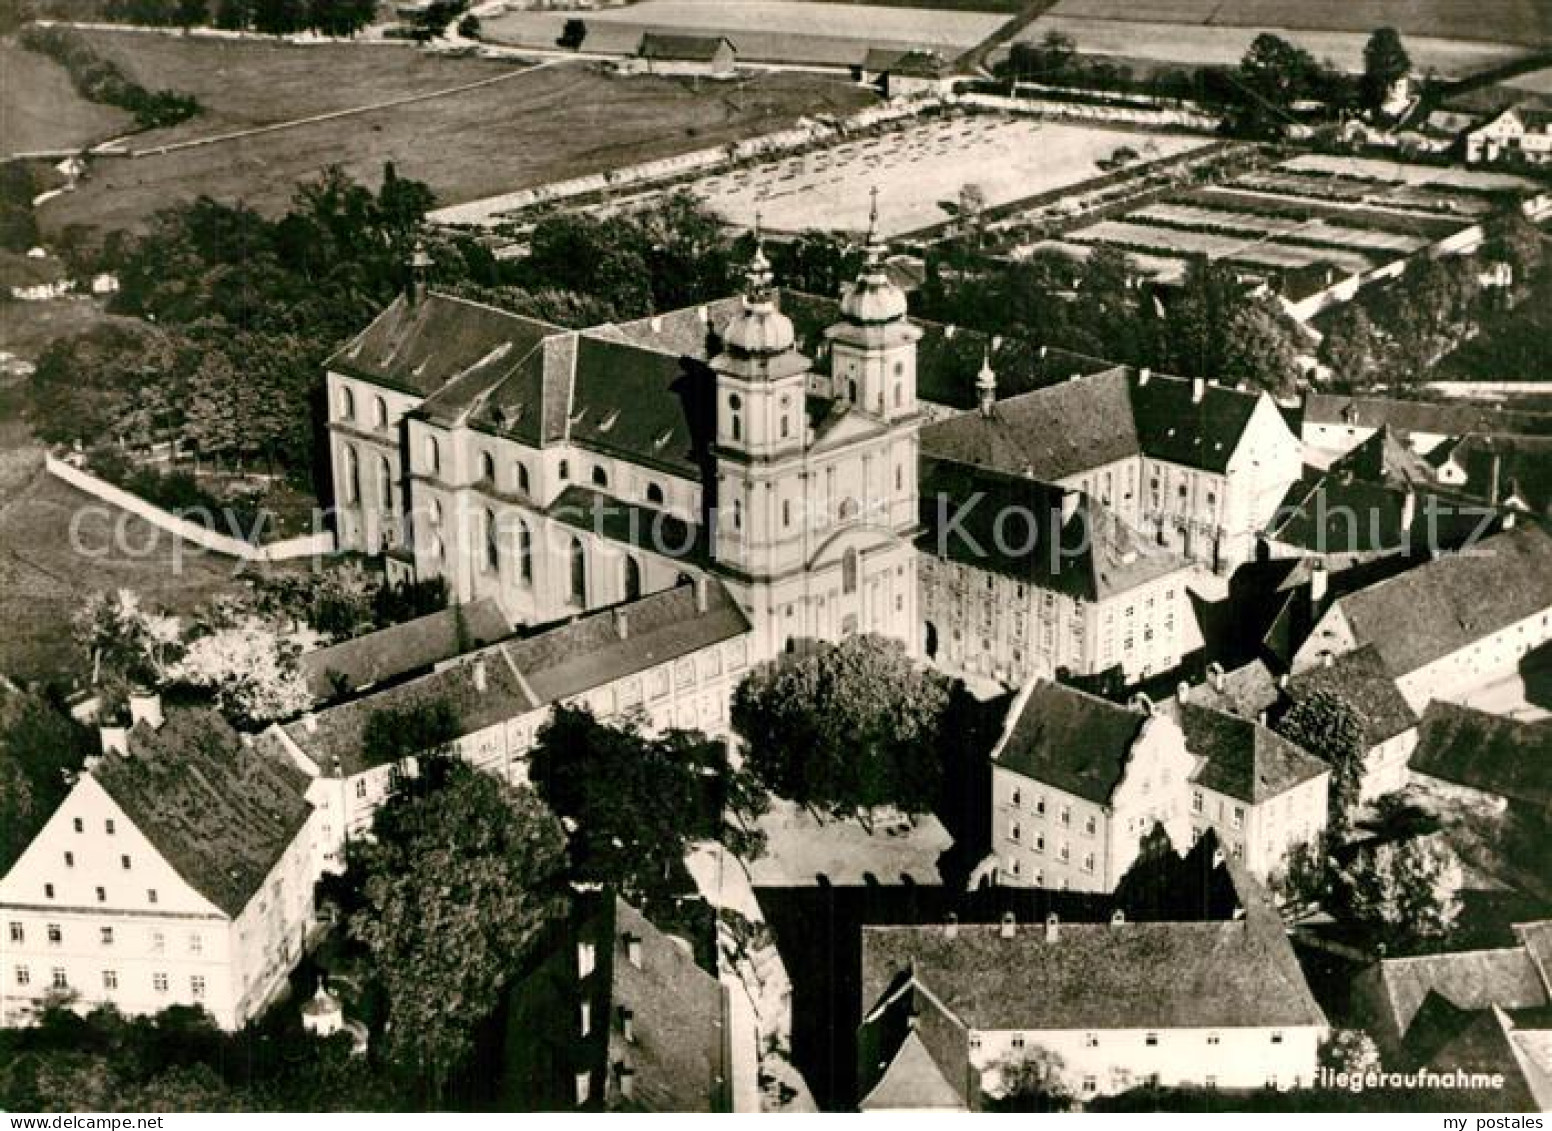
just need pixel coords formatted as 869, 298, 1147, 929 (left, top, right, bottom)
325, 222, 923, 664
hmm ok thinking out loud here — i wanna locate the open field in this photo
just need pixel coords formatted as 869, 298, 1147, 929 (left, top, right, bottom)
1006, 17, 1536, 77
690, 113, 1208, 236
38, 56, 872, 235
1504, 65, 1552, 94
0, 462, 266, 681
0, 297, 139, 362
484, 0, 1004, 66
1043, 0, 1550, 47
0, 41, 132, 156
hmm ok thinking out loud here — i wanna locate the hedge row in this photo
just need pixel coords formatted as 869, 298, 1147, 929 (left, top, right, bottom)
19, 25, 200, 130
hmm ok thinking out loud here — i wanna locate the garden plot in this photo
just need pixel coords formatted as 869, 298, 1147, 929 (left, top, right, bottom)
1068, 219, 1378, 274
692, 114, 1208, 236
1130, 203, 1428, 254
1277, 154, 1544, 193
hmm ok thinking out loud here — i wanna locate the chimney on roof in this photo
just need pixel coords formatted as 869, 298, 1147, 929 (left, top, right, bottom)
1138, 367, 1150, 386
1489, 452, 1502, 506
1310, 561, 1329, 606
1276, 673, 1290, 692
1503, 510, 1517, 530
1401, 489, 1417, 532
616, 1063, 636, 1101
1207, 661, 1225, 692
613, 608, 629, 640
999, 911, 1016, 939
99, 724, 129, 757
976, 352, 997, 419
1176, 681, 1190, 703
580, 1000, 592, 1037
1192, 377, 1205, 404
1044, 912, 1059, 943
1322, 652, 1334, 670
302, 712, 318, 734
1110, 909, 1125, 927
1131, 692, 1155, 717
619, 1005, 635, 1043
624, 932, 643, 969
649, 315, 663, 333
578, 940, 597, 979
472, 657, 488, 693
128, 688, 163, 731
575, 1071, 592, 1107
408, 239, 433, 304
944, 912, 959, 940
697, 304, 709, 324
693, 574, 710, 613
944, 324, 956, 339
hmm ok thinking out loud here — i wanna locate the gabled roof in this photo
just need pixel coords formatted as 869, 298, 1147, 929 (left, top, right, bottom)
1453, 434, 1552, 516
637, 31, 735, 61
1302, 393, 1552, 439
506, 894, 730, 1111
992, 680, 1147, 805
1185, 660, 1280, 719
298, 598, 513, 701
328, 291, 564, 400
94, 709, 312, 918
1332, 425, 1438, 487
1287, 644, 1419, 746
1325, 523, 1552, 676
918, 458, 1186, 601
862, 47, 952, 77
1130, 373, 1263, 474
1178, 701, 1329, 804
1265, 470, 1492, 557
503, 579, 749, 705
860, 911, 1325, 1033
1410, 700, 1552, 810
857, 975, 973, 1111
568, 334, 716, 478
1367, 948, 1550, 1039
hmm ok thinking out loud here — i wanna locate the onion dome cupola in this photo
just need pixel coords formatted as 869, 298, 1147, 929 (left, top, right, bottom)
838, 187, 909, 326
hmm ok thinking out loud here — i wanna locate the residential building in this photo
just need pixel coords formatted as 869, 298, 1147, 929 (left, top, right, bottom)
1291, 522, 1552, 711
917, 457, 1193, 684
326, 224, 922, 665
1465, 105, 1552, 165
1173, 702, 1329, 879
989, 680, 1195, 892
267, 578, 752, 868
1300, 393, 1552, 459
857, 900, 1327, 1106
1287, 645, 1420, 800
504, 893, 733, 1111
0, 708, 316, 1030
922, 364, 1302, 575
855, 48, 956, 98
1408, 701, 1552, 816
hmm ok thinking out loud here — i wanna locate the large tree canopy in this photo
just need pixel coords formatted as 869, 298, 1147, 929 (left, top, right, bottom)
731, 634, 952, 815
1275, 687, 1366, 830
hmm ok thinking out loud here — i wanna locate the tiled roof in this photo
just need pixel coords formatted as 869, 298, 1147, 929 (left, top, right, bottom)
1327, 523, 1552, 676
298, 598, 513, 701
283, 646, 538, 777
638, 31, 734, 61
1130, 374, 1262, 474
568, 334, 716, 478
857, 976, 973, 1110
1185, 661, 1280, 719
1331, 425, 1438, 487
918, 458, 1186, 601
506, 894, 730, 1111
1265, 470, 1493, 557
547, 485, 713, 568
863, 47, 952, 77
1514, 921, 1552, 994
1370, 949, 1550, 1038
503, 579, 749, 704
94, 709, 312, 918
1454, 434, 1552, 516
1302, 393, 1552, 439
993, 680, 1147, 805
1178, 702, 1329, 804
860, 911, 1325, 1032
1410, 701, 1552, 809
328, 291, 563, 400
1287, 645, 1419, 746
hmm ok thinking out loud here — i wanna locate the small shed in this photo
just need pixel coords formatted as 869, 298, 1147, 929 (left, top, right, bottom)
636, 31, 737, 77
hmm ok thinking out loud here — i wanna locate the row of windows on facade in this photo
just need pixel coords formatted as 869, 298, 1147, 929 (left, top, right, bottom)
1004, 841, 1099, 873
969, 1031, 1282, 1051
11, 922, 202, 952
1006, 795, 1098, 834
36, 881, 159, 903
14, 966, 205, 997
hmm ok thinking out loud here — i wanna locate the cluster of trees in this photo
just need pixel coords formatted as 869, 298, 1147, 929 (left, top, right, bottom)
251, 561, 448, 641
1320, 203, 1541, 389
1003, 27, 1412, 136
1274, 688, 1368, 833
25, 165, 434, 486
920, 246, 1305, 397
19, 26, 200, 129
0, 690, 95, 872
731, 634, 954, 815
0, 162, 39, 254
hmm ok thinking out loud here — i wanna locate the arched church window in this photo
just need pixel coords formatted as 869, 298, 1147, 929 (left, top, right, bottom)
343, 446, 360, 504
373, 396, 388, 428
624, 556, 642, 602
484, 508, 499, 572
729, 393, 743, 443
481, 451, 496, 483
592, 465, 609, 488
839, 497, 859, 521
425, 435, 440, 476
894, 383, 903, 407
377, 455, 393, 510
646, 482, 665, 506
339, 386, 355, 421
569, 538, 587, 605
516, 461, 530, 495
517, 520, 533, 585
842, 548, 858, 594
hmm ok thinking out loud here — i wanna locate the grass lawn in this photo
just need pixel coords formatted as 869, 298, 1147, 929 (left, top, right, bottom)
39, 56, 872, 235
0, 464, 277, 682
0, 41, 133, 156
0, 296, 139, 361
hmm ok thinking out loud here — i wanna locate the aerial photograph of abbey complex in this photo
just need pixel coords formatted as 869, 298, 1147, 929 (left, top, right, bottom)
0, 0, 1550, 1115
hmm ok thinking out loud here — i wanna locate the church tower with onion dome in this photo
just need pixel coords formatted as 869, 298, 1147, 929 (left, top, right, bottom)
709, 203, 923, 660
